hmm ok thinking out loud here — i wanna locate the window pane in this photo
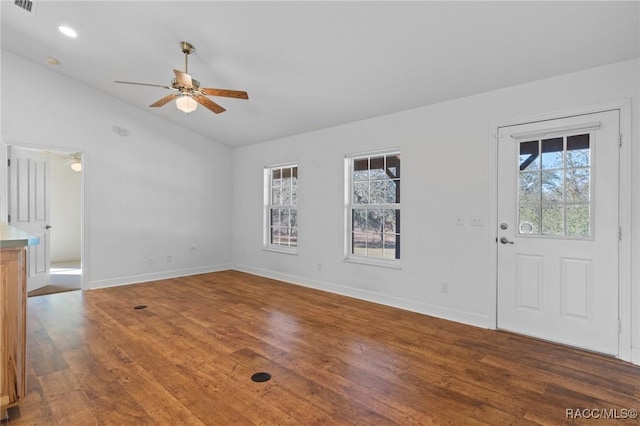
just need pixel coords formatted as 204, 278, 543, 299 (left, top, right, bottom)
353, 181, 369, 204
352, 209, 366, 232
567, 134, 590, 168
365, 210, 383, 233
370, 156, 385, 177
384, 179, 399, 203
369, 180, 387, 204
542, 204, 564, 236
366, 232, 382, 258
518, 204, 540, 235
270, 209, 280, 226
383, 209, 397, 233
290, 228, 298, 246
280, 209, 290, 227
541, 170, 563, 202
519, 140, 539, 171
290, 209, 297, 228
272, 187, 281, 205
566, 204, 590, 237
270, 227, 279, 245
387, 155, 400, 178
353, 158, 369, 181
352, 231, 366, 255
383, 235, 397, 260
566, 169, 590, 202
282, 168, 292, 179
541, 137, 563, 169
519, 172, 540, 203
272, 169, 282, 181
291, 181, 297, 205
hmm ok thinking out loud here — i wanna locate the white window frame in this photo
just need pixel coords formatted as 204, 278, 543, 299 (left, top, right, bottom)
344, 149, 401, 268
264, 163, 298, 254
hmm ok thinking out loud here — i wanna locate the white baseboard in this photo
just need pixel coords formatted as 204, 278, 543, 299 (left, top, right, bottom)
88, 264, 232, 290
632, 346, 640, 366
233, 264, 489, 329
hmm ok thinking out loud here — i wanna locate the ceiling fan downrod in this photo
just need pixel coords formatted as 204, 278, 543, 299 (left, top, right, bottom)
180, 41, 195, 74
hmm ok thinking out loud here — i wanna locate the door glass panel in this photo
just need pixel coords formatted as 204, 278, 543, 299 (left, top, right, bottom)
517, 134, 591, 238
519, 172, 540, 203
566, 169, 590, 202
567, 134, 590, 167
541, 204, 564, 236
518, 204, 540, 235
566, 205, 590, 237
541, 170, 563, 202
541, 137, 563, 169
519, 140, 539, 171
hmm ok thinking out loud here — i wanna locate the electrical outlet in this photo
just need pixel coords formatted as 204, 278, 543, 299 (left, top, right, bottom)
147, 256, 154, 265
471, 215, 484, 227
166, 255, 172, 263
317, 262, 323, 271
441, 282, 449, 294
455, 216, 464, 226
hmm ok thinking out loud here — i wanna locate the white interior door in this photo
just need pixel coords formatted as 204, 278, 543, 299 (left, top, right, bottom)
497, 110, 620, 356
8, 147, 51, 292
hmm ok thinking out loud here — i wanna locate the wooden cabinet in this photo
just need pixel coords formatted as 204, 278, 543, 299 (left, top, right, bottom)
0, 246, 27, 419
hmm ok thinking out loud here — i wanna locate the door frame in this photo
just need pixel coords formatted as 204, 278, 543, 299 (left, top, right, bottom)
1, 141, 88, 292
488, 99, 632, 362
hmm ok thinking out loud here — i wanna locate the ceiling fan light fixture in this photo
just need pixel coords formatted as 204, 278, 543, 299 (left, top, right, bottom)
176, 94, 197, 113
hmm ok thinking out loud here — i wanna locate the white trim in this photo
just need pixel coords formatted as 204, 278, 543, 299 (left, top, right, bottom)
89, 264, 232, 290
263, 245, 298, 255
234, 264, 487, 328
510, 121, 601, 140
489, 99, 633, 363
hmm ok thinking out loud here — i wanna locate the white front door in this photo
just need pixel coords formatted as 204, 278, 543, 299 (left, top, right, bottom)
8, 147, 51, 292
497, 110, 620, 356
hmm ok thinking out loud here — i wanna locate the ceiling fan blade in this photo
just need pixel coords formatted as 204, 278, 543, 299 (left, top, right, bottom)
173, 69, 193, 88
115, 81, 173, 90
194, 95, 226, 114
201, 88, 249, 100
149, 94, 178, 107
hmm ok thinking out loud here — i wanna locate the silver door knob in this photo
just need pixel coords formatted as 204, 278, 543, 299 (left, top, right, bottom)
500, 237, 514, 244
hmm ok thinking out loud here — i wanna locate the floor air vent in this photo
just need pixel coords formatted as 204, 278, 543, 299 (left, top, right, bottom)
14, 0, 35, 13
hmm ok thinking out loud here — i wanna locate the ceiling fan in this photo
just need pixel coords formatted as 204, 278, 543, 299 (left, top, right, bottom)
115, 41, 248, 115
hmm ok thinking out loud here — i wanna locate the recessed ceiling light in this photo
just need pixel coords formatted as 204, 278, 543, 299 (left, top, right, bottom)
58, 25, 77, 38
46, 57, 59, 65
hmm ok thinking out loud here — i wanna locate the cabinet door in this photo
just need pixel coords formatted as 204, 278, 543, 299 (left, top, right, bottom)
0, 247, 27, 411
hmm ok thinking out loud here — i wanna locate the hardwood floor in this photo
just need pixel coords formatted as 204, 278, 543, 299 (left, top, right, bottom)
3, 271, 639, 425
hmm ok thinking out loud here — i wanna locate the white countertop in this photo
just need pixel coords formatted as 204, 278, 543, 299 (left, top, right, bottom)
0, 223, 40, 248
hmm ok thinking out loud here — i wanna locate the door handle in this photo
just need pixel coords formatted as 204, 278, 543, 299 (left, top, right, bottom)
45, 225, 52, 230
500, 237, 514, 244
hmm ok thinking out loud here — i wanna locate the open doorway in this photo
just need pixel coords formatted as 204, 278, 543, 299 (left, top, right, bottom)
7, 146, 83, 297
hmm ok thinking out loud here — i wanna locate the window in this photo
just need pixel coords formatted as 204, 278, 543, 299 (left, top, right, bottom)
518, 133, 591, 238
264, 164, 298, 253
346, 150, 400, 265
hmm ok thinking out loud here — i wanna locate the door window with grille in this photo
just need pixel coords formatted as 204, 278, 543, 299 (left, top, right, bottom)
518, 133, 591, 238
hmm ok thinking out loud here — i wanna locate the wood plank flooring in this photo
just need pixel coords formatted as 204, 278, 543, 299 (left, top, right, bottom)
3, 270, 639, 425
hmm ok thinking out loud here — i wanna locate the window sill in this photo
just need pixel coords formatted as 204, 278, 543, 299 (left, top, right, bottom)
343, 256, 401, 270
263, 246, 298, 255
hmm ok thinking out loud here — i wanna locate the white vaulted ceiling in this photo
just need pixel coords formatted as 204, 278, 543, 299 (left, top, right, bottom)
2, 1, 638, 147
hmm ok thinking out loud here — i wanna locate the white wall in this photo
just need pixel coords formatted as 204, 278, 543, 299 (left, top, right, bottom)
232, 59, 640, 363
49, 154, 81, 263
1, 50, 234, 288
